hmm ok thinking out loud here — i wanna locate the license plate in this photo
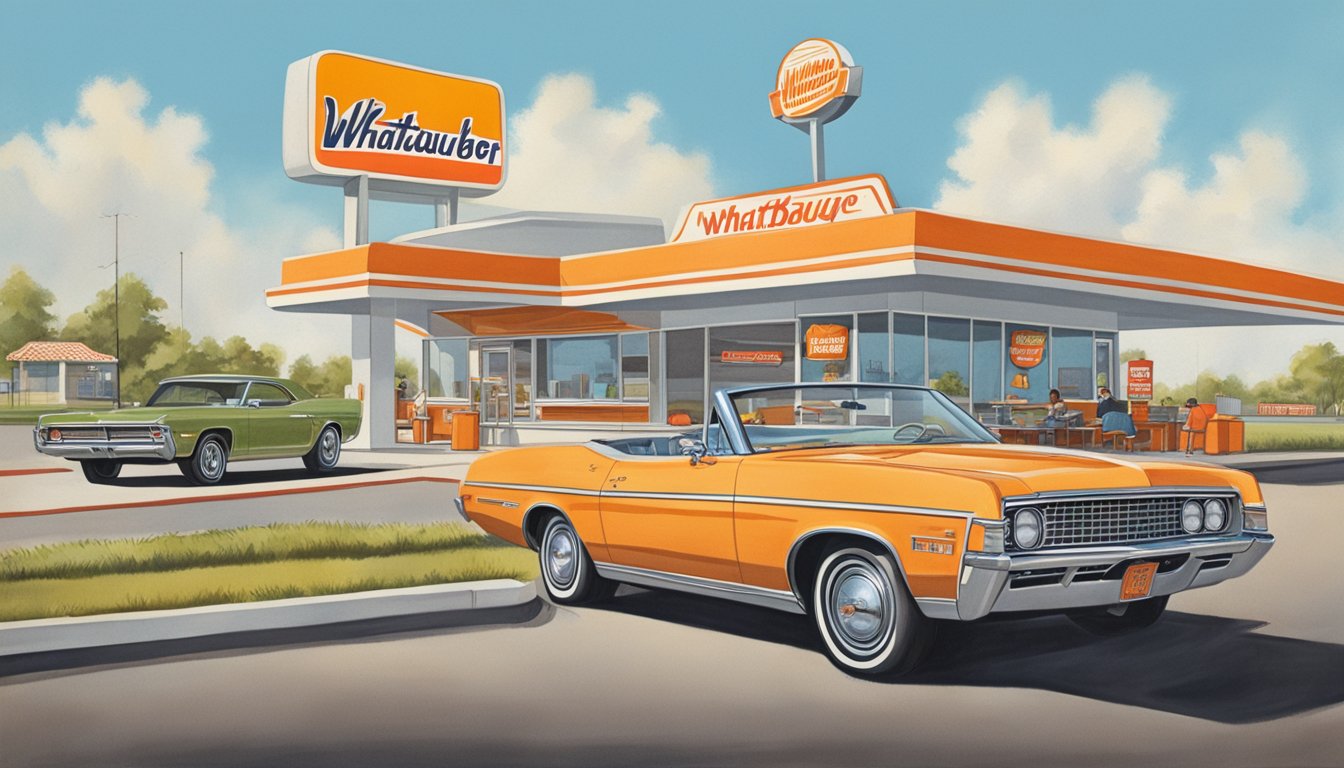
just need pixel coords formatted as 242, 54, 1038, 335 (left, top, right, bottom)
1121, 562, 1159, 600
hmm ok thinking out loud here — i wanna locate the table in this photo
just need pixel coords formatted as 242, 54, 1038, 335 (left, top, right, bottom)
994, 426, 1099, 448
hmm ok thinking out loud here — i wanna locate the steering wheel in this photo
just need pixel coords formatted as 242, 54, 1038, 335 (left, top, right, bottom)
893, 422, 930, 442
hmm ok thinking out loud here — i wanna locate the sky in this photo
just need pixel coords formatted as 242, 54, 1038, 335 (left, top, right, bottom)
1, 0, 1342, 385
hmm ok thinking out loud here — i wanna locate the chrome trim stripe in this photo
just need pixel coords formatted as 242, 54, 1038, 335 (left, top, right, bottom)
478, 498, 520, 508
1002, 486, 1239, 505
594, 561, 805, 614
737, 495, 974, 518
462, 480, 602, 497
603, 491, 734, 503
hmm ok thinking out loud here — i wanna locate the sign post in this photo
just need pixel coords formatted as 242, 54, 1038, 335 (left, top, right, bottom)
769, 39, 863, 183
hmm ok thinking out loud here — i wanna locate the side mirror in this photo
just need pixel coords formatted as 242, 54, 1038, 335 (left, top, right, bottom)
678, 437, 715, 466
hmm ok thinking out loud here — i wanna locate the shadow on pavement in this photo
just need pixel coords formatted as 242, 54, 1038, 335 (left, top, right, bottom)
1242, 458, 1344, 486
0, 599, 550, 680
596, 586, 1344, 724
103, 465, 404, 489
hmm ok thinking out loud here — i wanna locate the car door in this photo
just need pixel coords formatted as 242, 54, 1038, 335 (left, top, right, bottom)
598, 444, 743, 584
244, 381, 314, 457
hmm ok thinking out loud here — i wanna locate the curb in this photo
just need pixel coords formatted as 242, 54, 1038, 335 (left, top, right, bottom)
0, 579, 535, 657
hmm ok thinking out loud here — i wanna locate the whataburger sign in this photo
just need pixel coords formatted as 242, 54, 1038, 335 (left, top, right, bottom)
283, 51, 505, 194
670, 174, 896, 243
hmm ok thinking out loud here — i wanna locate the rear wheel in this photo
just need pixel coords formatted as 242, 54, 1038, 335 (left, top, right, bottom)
80, 459, 122, 484
1068, 595, 1169, 636
303, 424, 341, 472
812, 545, 934, 677
186, 434, 229, 485
538, 515, 616, 605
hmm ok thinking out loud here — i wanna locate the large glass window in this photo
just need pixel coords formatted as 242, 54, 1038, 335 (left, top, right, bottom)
425, 339, 470, 399
927, 316, 970, 401
1051, 328, 1094, 399
971, 320, 1003, 420
513, 339, 533, 418
620, 333, 650, 401
665, 328, 706, 424
709, 323, 796, 393
1005, 324, 1050, 404
537, 336, 618, 400
857, 313, 890, 383
891, 313, 925, 386
800, 315, 852, 382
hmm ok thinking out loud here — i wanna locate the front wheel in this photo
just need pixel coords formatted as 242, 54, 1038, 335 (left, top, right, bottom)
538, 515, 616, 605
186, 434, 229, 485
813, 545, 934, 677
1068, 595, 1169, 636
80, 459, 122, 484
302, 425, 341, 472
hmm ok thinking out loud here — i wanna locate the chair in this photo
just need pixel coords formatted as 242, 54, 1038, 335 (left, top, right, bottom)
1182, 403, 1215, 455
1100, 412, 1150, 452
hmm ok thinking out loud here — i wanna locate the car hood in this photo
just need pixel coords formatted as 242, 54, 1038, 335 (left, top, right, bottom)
767, 442, 1232, 498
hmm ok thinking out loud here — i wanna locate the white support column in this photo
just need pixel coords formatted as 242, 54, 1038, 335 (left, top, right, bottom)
344, 176, 369, 248
349, 298, 397, 449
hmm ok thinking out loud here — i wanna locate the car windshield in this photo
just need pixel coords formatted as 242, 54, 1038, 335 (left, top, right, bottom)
727, 385, 996, 453
146, 381, 248, 407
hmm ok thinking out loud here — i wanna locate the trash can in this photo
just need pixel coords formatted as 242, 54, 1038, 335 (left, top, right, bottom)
450, 411, 481, 451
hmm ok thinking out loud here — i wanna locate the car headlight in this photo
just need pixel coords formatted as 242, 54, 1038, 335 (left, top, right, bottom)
1203, 499, 1227, 532
1013, 507, 1044, 550
1181, 499, 1205, 533
47, 428, 62, 441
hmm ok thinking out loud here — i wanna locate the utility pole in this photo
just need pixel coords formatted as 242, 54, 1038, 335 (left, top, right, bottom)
180, 250, 185, 333
101, 213, 127, 407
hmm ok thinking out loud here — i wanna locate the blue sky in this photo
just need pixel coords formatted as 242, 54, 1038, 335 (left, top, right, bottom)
1, 0, 1342, 381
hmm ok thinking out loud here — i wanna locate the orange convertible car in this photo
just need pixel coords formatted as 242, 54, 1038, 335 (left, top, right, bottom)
457, 383, 1274, 676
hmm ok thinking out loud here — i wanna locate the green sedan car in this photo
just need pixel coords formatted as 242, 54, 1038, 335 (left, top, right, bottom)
33, 375, 363, 485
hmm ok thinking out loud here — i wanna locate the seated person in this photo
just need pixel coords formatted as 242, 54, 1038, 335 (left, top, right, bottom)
1182, 397, 1213, 455
1096, 387, 1125, 419
1043, 389, 1068, 426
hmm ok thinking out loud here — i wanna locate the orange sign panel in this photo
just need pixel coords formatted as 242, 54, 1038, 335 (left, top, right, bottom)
720, 350, 785, 366
1127, 359, 1154, 401
671, 174, 895, 243
769, 39, 859, 120
284, 51, 505, 193
1257, 402, 1317, 416
1008, 330, 1046, 368
804, 324, 849, 361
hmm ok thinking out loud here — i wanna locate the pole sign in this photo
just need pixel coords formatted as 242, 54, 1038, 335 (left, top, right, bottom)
669, 174, 895, 243
769, 39, 862, 125
1126, 360, 1154, 401
283, 51, 505, 198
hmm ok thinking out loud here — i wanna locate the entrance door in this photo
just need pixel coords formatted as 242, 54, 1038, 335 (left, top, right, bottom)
481, 347, 512, 427
1094, 338, 1115, 393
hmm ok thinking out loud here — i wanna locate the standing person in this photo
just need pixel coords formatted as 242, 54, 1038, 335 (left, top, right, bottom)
397, 376, 409, 400
1096, 387, 1125, 419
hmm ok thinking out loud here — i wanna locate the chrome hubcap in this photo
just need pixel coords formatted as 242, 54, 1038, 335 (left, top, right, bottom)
201, 442, 223, 478
320, 430, 338, 464
546, 527, 577, 588
828, 561, 893, 655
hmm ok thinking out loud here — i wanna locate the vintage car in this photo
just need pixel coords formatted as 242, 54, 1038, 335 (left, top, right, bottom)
34, 374, 362, 485
457, 383, 1275, 677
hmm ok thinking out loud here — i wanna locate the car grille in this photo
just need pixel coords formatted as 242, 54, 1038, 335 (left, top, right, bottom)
1005, 494, 1238, 550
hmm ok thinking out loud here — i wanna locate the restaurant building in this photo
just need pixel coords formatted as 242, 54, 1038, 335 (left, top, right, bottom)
271, 50, 1344, 448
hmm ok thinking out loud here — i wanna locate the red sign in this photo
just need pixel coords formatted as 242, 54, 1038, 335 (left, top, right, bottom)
670, 174, 894, 243
804, 324, 849, 361
1009, 330, 1046, 368
721, 350, 784, 366
1257, 403, 1317, 416
1126, 360, 1154, 401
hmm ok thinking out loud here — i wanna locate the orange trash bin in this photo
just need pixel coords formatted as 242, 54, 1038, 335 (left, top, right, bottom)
450, 411, 481, 451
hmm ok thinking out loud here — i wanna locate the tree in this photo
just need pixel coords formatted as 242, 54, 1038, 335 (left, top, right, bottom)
1120, 348, 1148, 362
288, 354, 352, 398
931, 370, 968, 397
395, 355, 420, 396
61, 272, 168, 373
1289, 342, 1343, 414
0, 267, 58, 375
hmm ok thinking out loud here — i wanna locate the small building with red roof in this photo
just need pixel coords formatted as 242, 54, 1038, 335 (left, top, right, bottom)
5, 341, 117, 405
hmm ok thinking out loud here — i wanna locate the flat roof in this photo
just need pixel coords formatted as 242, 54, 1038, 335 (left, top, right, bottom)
267, 208, 1344, 330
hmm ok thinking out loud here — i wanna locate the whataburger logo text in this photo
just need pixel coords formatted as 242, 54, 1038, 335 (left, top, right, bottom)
321, 96, 502, 167
672, 175, 894, 243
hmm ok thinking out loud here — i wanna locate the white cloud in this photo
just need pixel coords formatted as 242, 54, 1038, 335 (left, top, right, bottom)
484, 74, 714, 228
934, 76, 1344, 384
0, 77, 346, 369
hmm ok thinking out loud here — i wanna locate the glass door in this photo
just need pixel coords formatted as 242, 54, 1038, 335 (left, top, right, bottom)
481, 346, 512, 427
1094, 338, 1115, 393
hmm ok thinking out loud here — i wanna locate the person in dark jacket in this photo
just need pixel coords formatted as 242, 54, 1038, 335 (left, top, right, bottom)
1096, 387, 1125, 419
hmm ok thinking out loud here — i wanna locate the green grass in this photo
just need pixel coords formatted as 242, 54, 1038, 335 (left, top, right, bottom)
1244, 422, 1344, 452
0, 522, 539, 622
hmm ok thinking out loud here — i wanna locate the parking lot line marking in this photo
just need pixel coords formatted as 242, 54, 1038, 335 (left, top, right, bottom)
0, 468, 73, 478
0, 475, 460, 519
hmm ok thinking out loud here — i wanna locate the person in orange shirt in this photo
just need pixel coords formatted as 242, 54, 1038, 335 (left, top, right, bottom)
1183, 397, 1212, 455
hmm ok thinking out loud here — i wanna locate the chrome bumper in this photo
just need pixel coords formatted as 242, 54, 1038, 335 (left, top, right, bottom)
33, 429, 177, 462
453, 495, 469, 521
917, 532, 1275, 621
